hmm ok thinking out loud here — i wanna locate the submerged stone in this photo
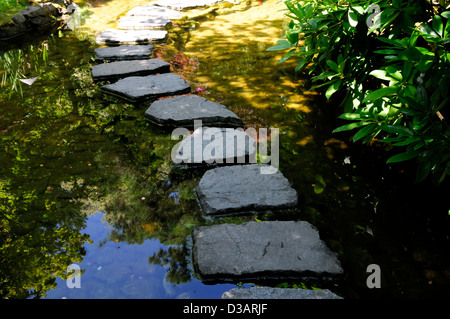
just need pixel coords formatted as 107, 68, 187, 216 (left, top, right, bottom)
144, 95, 243, 129
100, 73, 191, 103
192, 221, 344, 280
171, 126, 256, 165
94, 45, 154, 61
196, 164, 298, 216
91, 59, 170, 82
117, 16, 171, 30
221, 287, 343, 299
153, 0, 225, 11
126, 5, 183, 19
96, 29, 167, 45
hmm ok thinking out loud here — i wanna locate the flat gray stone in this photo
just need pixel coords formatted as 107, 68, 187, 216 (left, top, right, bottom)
94, 45, 154, 61
222, 287, 343, 299
192, 221, 344, 280
197, 164, 298, 216
126, 5, 183, 19
100, 73, 191, 103
154, 0, 224, 10
96, 29, 167, 45
91, 59, 170, 82
117, 16, 171, 30
171, 126, 256, 165
145, 95, 244, 129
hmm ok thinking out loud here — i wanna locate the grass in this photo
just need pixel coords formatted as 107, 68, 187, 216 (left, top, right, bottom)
0, 0, 32, 25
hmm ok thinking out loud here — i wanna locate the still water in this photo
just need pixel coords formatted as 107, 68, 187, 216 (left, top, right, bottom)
1, 0, 449, 299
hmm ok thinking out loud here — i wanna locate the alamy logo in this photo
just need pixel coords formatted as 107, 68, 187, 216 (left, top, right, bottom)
66, 263, 81, 289
366, 264, 381, 288
366, 4, 382, 29
170, 120, 279, 174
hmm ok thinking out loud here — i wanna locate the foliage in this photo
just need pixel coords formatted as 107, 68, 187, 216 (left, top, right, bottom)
0, 0, 29, 24
268, 0, 450, 183
0, 40, 49, 98
0, 180, 90, 298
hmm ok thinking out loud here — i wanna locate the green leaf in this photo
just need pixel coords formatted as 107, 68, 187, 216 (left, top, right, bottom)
386, 150, 421, 163
415, 159, 432, 182
392, 136, 420, 146
380, 124, 413, 136
348, 10, 358, 27
278, 48, 296, 64
266, 40, 292, 51
432, 15, 443, 37
378, 37, 407, 48
353, 123, 378, 142
369, 69, 391, 81
295, 58, 308, 72
363, 86, 399, 103
326, 60, 338, 72
374, 49, 400, 55
325, 79, 342, 99
338, 113, 362, 120
286, 30, 299, 44
333, 121, 372, 133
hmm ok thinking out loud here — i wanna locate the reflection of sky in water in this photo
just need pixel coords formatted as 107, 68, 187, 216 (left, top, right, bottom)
46, 212, 235, 299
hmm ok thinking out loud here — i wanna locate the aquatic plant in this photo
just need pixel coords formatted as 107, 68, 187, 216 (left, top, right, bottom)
0, 41, 49, 98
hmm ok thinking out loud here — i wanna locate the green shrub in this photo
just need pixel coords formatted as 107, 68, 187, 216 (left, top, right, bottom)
269, 0, 450, 184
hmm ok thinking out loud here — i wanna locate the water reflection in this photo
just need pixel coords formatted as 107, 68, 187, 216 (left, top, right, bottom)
1, 0, 449, 299
0, 31, 215, 298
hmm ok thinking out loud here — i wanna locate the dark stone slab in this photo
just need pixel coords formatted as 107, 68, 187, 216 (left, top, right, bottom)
95, 29, 167, 45
222, 287, 343, 299
117, 16, 171, 30
100, 73, 191, 103
94, 45, 154, 61
91, 58, 170, 82
126, 5, 183, 19
192, 221, 344, 280
144, 95, 243, 129
196, 164, 298, 216
171, 126, 256, 165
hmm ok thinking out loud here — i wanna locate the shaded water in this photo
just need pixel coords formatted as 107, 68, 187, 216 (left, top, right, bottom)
1, 0, 449, 299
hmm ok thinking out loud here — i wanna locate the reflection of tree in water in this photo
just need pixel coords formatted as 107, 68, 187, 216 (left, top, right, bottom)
0, 180, 91, 298
148, 244, 192, 285
0, 30, 211, 297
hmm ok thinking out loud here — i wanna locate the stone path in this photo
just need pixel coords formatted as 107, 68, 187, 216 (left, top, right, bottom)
193, 221, 343, 280
95, 29, 167, 45
197, 164, 298, 216
90, 0, 343, 299
172, 127, 257, 165
91, 58, 170, 82
94, 45, 154, 61
145, 95, 244, 129
100, 73, 191, 103
222, 287, 343, 299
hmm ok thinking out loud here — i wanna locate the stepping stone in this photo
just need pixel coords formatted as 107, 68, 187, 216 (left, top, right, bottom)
171, 126, 256, 165
153, 0, 225, 11
196, 164, 298, 216
94, 45, 154, 61
100, 73, 191, 103
96, 29, 167, 45
221, 287, 343, 299
126, 5, 183, 19
144, 95, 244, 129
117, 16, 171, 30
192, 221, 344, 280
91, 59, 170, 82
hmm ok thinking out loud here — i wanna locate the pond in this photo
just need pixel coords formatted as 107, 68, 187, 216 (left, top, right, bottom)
1, 0, 449, 299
